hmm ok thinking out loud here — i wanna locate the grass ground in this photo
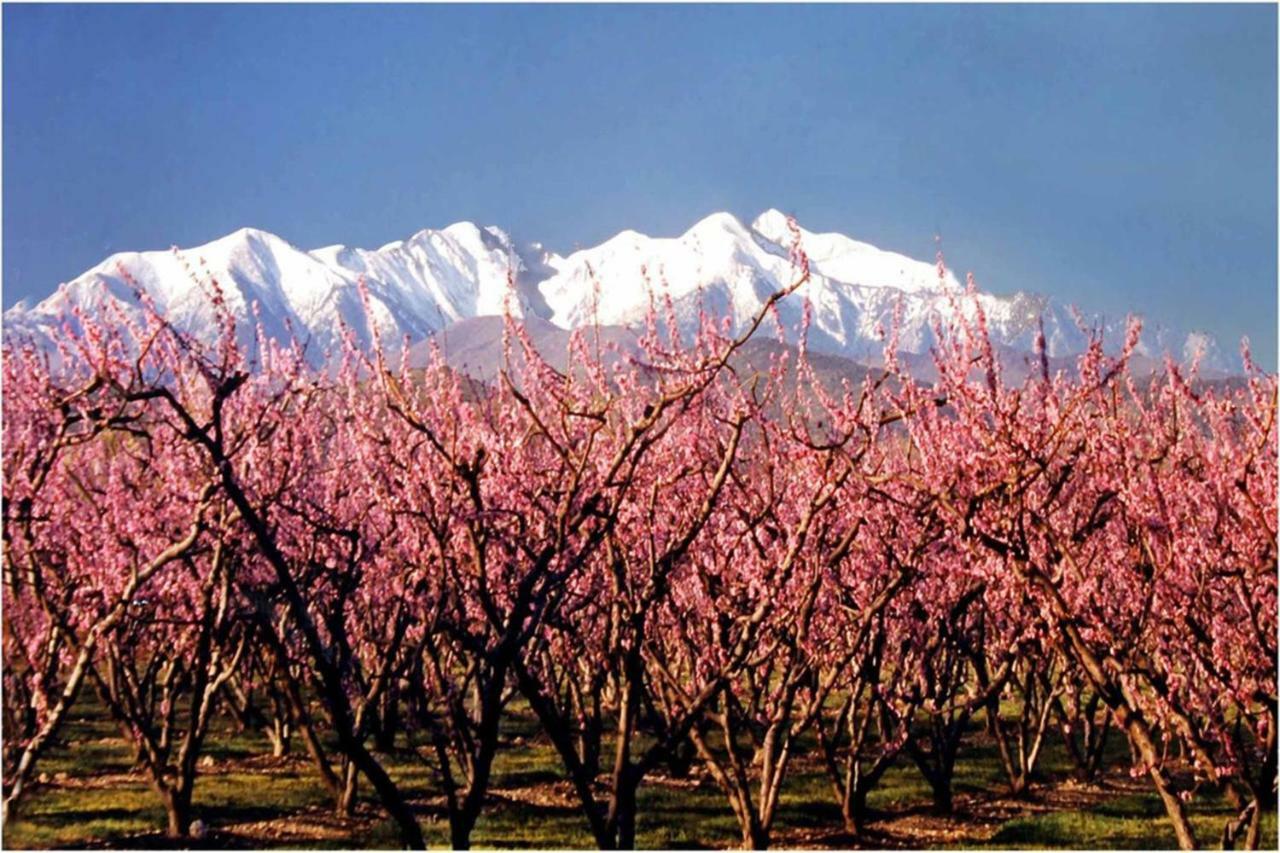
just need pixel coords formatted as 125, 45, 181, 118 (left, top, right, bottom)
3, 701, 1275, 850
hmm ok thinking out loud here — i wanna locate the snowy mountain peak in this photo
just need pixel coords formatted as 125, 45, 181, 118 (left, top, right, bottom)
2, 210, 1232, 373
750, 208, 793, 239
685, 211, 751, 238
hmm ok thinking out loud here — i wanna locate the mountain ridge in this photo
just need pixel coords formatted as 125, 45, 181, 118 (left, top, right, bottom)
1, 209, 1232, 374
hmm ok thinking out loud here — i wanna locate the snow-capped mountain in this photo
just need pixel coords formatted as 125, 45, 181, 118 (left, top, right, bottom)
3, 222, 546, 357
1, 210, 1230, 373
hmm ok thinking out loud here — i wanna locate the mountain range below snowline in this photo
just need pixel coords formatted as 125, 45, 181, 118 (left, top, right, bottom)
2, 209, 1237, 379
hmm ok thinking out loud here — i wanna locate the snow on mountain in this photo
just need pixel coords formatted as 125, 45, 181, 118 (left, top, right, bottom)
3, 222, 540, 362
751, 209, 957, 295
2, 210, 1232, 373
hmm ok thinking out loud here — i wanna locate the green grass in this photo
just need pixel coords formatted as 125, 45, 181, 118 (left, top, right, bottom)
4, 700, 1277, 850
988, 809, 1279, 850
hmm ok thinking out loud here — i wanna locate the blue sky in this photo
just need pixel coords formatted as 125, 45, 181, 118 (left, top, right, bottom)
4, 3, 1276, 358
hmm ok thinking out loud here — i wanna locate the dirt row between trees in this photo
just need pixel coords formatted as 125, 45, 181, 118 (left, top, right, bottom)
52, 750, 1155, 849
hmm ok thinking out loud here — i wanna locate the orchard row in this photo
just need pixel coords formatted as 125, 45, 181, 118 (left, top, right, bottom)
3, 237, 1275, 849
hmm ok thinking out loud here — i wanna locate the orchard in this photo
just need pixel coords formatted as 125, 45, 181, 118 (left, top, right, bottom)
2, 227, 1275, 850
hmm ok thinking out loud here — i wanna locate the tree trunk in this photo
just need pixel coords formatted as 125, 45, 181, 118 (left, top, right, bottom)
840, 784, 870, 836
910, 735, 958, 815
1244, 799, 1263, 850
740, 818, 769, 851
611, 772, 639, 850
266, 688, 292, 757
374, 685, 399, 754
268, 716, 291, 758
339, 759, 359, 817
450, 809, 478, 851
161, 787, 193, 839
444, 664, 512, 850
928, 775, 953, 814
